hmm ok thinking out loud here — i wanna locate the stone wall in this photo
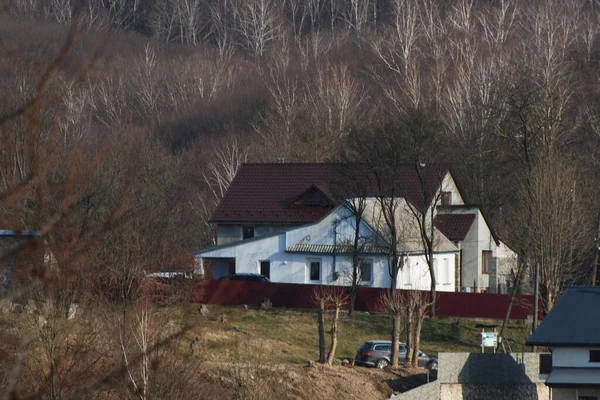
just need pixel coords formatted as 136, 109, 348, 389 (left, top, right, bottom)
393, 353, 550, 400
438, 352, 549, 400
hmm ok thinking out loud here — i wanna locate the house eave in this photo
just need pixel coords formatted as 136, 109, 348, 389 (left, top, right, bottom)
193, 230, 284, 256
526, 341, 600, 348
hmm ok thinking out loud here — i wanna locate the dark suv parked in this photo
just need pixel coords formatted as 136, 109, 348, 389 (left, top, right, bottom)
355, 340, 438, 372
217, 273, 270, 282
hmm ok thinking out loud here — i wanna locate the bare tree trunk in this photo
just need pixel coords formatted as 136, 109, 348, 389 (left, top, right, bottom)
532, 259, 539, 351
499, 257, 524, 346
428, 247, 436, 318
317, 302, 326, 363
410, 304, 423, 368
349, 225, 361, 317
391, 312, 401, 369
405, 304, 413, 366
326, 305, 340, 365
593, 210, 600, 285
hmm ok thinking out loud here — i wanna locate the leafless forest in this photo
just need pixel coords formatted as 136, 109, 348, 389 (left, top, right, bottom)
1, 0, 600, 397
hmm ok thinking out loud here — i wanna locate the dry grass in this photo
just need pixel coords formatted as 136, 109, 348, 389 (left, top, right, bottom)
0, 303, 531, 399
172, 304, 531, 364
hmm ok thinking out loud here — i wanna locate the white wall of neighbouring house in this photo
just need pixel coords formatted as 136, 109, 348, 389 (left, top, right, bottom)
398, 254, 456, 292
476, 209, 495, 289
552, 347, 600, 369
440, 207, 499, 292
495, 242, 517, 292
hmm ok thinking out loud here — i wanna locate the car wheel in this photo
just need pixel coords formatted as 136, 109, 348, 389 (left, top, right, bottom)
428, 360, 438, 371
376, 359, 389, 369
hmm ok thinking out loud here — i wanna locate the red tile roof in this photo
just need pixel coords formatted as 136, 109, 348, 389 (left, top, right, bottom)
434, 213, 476, 241
211, 163, 450, 224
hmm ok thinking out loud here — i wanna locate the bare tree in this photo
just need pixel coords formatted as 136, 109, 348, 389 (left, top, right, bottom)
208, 0, 236, 57
233, 0, 283, 56
371, 0, 422, 113
343, 196, 368, 317
303, 62, 366, 161
517, 153, 591, 314
174, 0, 208, 45
342, 0, 372, 32
254, 55, 304, 158
149, 0, 177, 42
312, 286, 348, 365
202, 136, 250, 203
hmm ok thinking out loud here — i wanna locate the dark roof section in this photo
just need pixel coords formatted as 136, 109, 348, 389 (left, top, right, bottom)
434, 214, 476, 241
437, 205, 501, 245
527, 286, 600, 347
211, 163, 450, 223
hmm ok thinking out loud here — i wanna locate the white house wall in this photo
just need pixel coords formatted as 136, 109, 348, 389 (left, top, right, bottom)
550, 347, 600, 400
552, 347, 600, 369
200, 206, 456, 291
399, 254, 456, 292
284, 205, 380, 250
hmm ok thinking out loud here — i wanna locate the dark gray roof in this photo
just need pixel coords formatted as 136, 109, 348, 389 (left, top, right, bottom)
439, 353, 543, 384
527, 286, 600, 346
546, 368, 600, 387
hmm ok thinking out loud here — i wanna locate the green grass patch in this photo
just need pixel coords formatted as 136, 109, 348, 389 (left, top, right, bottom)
177, 305, 531, 364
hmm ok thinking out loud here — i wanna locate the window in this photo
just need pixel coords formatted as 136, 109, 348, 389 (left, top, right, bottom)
539, 354, 552, 374
441, 191, 452, 205
360, 261, 372, 283
579, 397, 598, 400
260, 261, 270, 279
482, 251, 492, 274
228, 260, 236, 275
309, 260, 321, 281
242, 226, 254, 240
373, 344, 390, 352
590, 350, 600, 362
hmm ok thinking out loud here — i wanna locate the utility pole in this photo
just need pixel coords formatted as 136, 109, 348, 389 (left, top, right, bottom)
532, 260, 539, 352
592, 210, 600, 286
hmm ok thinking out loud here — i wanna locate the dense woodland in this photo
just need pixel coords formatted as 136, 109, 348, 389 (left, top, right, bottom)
2, 0, 600, 303
1, 0, 600, 396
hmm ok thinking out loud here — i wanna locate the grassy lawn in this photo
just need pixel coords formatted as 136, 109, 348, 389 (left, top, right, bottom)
179, 304, 531, 364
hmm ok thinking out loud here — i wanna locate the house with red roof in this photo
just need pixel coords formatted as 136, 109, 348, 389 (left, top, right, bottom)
194, 163, 515, 292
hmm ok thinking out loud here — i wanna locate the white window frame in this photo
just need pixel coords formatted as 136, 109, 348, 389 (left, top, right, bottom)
307, 258, 322, 283
360, 259, 373, 284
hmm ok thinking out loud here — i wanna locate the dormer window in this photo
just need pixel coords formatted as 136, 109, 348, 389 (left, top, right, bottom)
242, 226, 254, 240
590, 350, 600, 362
441, 191, 452, 205
309, 191, 324, 205
293, 185, 333, 207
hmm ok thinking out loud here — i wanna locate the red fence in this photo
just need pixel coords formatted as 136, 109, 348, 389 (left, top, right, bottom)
152, 279, 536, 320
